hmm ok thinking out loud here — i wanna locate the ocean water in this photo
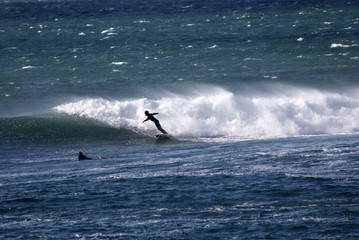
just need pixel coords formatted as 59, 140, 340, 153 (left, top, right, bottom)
1, 0, 359, 239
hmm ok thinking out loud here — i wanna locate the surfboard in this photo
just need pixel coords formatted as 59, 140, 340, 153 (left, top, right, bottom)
155, 134, 171, 140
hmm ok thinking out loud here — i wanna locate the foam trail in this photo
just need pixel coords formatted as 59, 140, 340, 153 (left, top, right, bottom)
54, 86, 359, 140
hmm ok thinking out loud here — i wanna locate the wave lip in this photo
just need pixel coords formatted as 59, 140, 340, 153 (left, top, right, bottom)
54, 98, 147, 128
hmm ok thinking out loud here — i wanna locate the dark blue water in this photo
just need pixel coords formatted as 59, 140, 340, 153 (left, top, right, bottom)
2, 135, 359, 239
1, 0, 359, 239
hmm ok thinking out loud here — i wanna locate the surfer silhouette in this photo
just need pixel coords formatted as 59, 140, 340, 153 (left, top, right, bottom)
78, 152, 92, 160
142, 110, 168, 134
78, 152, 103, 160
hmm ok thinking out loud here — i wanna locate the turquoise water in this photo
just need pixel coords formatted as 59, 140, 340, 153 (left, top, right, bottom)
1, 0, 359, 239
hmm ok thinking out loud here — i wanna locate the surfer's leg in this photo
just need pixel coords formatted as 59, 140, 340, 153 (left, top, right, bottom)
155, 121, 167, 134
159, 128, 167, 134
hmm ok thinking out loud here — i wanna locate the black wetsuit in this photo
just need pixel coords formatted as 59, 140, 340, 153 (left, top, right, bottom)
78, 153, 92, 160
143, 113, 168, 134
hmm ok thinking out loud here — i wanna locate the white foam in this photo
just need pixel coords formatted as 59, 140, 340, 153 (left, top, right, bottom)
21, 66, 36, 69
54, 98, 147, 127
101, 28, 115, 34
330, 43, 358, 48
111, 62, 128, 65
54, 86, 359, 139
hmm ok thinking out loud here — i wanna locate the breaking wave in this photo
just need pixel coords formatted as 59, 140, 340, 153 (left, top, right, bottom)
52, 85, 359, 140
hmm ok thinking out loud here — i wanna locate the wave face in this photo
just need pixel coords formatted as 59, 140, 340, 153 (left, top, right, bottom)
0, 113, 143, 143
48, 85, 359, 140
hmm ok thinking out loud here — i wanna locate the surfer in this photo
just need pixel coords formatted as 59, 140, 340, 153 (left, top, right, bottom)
78, 152, 92, 160
142, 110, 168, 134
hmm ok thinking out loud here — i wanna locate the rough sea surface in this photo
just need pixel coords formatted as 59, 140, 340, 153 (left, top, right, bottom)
1, 0, 359, 239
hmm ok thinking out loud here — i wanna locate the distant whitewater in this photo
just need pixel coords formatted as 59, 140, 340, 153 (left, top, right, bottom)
54, 85, 359, 140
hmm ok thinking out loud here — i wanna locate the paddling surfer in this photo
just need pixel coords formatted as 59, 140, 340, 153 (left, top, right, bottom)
142, 110, 168, 134
78, 152, 102, 160
78, 152, 92, 160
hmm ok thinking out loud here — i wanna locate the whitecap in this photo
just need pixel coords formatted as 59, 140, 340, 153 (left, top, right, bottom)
111, 62, 128, 65
101, 28, 115, 34
331, 43, 351, 48
134, 20, 150, 23
21, 66, 36, 69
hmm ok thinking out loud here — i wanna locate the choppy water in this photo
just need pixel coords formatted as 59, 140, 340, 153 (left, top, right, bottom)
1, 0, 359, 239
